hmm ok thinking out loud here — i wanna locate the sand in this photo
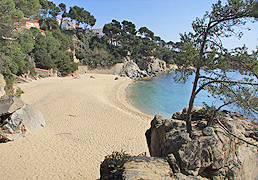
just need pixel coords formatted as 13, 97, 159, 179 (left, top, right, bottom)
0, 73, 152, 180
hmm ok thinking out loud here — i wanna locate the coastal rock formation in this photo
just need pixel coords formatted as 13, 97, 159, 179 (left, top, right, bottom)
120, 60, 148, 79
137, 57, 168, 76
122, 156, 173, 180
0, 95, 46, 142
145, 107, 258, 180
0, 74, 6, 98
77, 56, 174, 79
119, 57, 172, 79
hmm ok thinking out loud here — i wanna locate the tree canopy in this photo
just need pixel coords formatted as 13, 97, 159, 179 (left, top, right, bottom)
14, 0, 41, 17
175, 0, 258, 134
68, 6, 96, 28
0, 0, 24, 37
0, 0, 176, 95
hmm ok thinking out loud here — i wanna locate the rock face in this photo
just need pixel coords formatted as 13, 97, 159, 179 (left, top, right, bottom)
119, 57, 173, 79
122, 156, 209, 180
120, 60, 148, 79
137, 57, 168, 76
122, 156, 173, 180
77, 57, 174, 79
145, 107, 258, 180
0, 74, 6, 98
0, 95, 46, 142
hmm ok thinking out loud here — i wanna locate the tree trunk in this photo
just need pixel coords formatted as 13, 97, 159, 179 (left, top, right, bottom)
185, 20, 211, 136
60, 17, 63, 30
185, 67, 200, 136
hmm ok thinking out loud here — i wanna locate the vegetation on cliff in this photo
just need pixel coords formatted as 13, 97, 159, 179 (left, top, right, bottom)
1, 0, 257, 125
0, 0, 176, 94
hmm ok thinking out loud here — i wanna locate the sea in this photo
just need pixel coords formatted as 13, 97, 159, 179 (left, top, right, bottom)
126, 71, 247, 119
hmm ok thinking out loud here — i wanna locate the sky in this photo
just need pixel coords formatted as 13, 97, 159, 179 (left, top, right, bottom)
51, 0, 258, 51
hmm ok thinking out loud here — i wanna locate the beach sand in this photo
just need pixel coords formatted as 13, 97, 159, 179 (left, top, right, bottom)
0, 73, 152, 180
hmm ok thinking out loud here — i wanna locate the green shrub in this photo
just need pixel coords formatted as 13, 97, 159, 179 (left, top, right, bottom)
100, 150, 132, 180
14, 87, 24, 98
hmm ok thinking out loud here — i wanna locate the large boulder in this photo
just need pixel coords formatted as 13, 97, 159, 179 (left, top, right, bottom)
0, 95, 25, 115
137, 57, 167, 76
122, 156, 208, 180
0, 95, 46, 142
172, 106, 205, 120
120, 60, 148, 79
0, 74, 6, 98
146, 109, 258, 180
122, 156, 173, 180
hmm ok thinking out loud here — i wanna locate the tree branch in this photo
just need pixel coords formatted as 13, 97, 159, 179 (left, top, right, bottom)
199, 76, 258, 86
216, 118, 258, 148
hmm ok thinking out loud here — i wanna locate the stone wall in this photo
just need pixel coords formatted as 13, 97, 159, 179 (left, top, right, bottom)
77, 63, 124, 75
34, 68, 57, 77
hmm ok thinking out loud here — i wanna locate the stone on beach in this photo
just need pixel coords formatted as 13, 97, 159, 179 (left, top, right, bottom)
0, 95, 46, 141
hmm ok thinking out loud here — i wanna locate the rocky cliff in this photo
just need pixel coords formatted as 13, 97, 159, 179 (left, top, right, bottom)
120, 60, 148, 79
97, 100, 258, 180
137, 57, 168, 76
77, 57, 174, 79
144, 107, 258, 180
100, 107, 258, 179
120, 57, 173, 79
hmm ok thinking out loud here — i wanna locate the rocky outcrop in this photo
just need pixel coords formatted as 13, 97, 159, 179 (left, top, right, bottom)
122, 156, 173, 180
119, 57, 174, 79
137, 57, 168, 76
0, 95, 46, 142
77, 56, 175, 79
0, 74, 6, 98
145, 107, 258, 180
120, 60, 148, 79
122, 156, 209, 180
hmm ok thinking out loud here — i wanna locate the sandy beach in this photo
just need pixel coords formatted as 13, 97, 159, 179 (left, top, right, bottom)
0, 73, 152, 180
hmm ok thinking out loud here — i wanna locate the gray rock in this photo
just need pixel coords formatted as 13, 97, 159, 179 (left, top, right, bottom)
172, 110, 184, 120
145, 108, 258, 180
123, 156, 173, 180
137, 57, 167, 76
172, 173, 209, 180
145, 115, 167, 157
0, 95, 25, 116
0, 95, 46, 141
167, 153, 181, 173
11, 104, 45, 132
120, 60, 147, 79
172, 106, 205, 121
196, 121, 207, 129
202, 127, 215, 136
120, 57, 169, 79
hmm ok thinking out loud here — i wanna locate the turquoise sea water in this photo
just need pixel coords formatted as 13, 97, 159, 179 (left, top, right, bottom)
126, 72, 243, 118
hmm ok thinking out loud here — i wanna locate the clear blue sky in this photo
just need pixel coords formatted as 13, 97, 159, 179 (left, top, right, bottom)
51, 0, 258, 51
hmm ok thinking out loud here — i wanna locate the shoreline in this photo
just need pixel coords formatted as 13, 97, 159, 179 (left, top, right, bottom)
0, 73, 152, 180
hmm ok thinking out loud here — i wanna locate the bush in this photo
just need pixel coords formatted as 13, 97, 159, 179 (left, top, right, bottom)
14, 87, 24, 98
83, 48, 121, 68
100, 150, 132, 180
